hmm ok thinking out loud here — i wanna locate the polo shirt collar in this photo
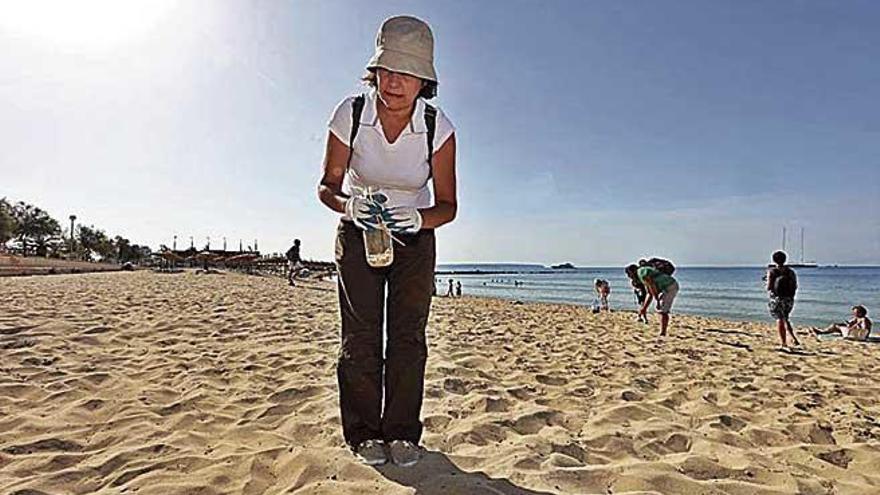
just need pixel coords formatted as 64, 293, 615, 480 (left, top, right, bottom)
360, 90, 428, 134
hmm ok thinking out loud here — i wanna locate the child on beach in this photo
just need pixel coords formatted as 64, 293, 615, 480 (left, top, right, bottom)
636, 263, 679, 336
593, 279, 611, 311
766, 251, 801, 349
813, 305, 872, 341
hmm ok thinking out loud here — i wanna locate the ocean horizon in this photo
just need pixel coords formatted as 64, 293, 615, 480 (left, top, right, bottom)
434, 264, 880, 329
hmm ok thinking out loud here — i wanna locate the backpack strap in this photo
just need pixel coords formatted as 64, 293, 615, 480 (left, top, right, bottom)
348, 95, 437, 175
347, 94, 366, 169
424, 102, 437, 178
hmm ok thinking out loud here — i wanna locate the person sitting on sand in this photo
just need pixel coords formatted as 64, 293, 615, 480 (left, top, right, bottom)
625, 264, 649, 323
766, 251, 801, 349
637, 262, 679, 336
813, 305, 873, 341
316, 16, 457, 467
593, 278, 611, 311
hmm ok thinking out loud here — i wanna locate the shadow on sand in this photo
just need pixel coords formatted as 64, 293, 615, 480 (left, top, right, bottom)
374, 449, 553, 495
705, 327, 756, 337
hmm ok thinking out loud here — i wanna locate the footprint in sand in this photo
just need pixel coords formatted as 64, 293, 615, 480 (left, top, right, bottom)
535, 374, 568, 386
3, 438, 83, 455
678, 455, 739, 481
443, 377, 471, 395
621, 390, 644, 402
501, 410, 567, 435
423, 414, 452, 431
712, 414, 747, 432
506, 385, 538, 401
816, 449, 853, 469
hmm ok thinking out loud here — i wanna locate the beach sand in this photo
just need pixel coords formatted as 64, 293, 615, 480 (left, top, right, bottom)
1, 271, 879, 494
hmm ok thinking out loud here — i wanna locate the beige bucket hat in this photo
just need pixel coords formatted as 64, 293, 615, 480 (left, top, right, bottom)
366, 15, 437, 82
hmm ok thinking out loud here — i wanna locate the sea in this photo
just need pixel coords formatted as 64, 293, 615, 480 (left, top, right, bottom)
434, 264, 880, 328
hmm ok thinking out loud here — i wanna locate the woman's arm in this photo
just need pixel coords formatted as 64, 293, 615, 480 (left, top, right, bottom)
317, 132, 352, 214
640, 277, 658, 314
419, 134, 457, 229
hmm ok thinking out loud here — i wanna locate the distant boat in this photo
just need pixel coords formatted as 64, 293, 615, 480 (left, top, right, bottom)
783, 226, 818, 268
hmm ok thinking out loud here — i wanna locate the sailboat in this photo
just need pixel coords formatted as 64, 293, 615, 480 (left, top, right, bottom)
783, 227, 818, 268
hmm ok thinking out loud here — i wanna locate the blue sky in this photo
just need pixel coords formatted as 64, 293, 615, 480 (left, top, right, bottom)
1, 0, 878, 265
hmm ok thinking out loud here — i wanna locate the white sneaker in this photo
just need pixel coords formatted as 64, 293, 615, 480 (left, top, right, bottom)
388, 440, 420, 467
354, 439, 387, 466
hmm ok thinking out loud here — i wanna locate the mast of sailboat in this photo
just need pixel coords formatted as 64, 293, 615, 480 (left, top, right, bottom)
782, 226, 787, 252
801, 227, 805, 264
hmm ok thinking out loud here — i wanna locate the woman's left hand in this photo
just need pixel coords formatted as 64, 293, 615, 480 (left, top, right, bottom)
381, 206, 423, 234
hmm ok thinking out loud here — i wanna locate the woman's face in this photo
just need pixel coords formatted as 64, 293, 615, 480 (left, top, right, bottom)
376, 68, 423, 111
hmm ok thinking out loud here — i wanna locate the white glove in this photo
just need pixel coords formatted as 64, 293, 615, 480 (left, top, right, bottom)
382, 206, 423, 234
344, 192, 388, 231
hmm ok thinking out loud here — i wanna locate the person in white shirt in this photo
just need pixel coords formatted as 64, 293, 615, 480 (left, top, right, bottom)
813, 305, 873, 341
317, 15, 457, 468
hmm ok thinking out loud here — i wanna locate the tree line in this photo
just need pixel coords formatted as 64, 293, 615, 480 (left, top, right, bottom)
0, 198, 151, 263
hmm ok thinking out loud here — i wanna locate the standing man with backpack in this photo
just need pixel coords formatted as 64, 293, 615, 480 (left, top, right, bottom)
766, 251, 801, 349
636, 258, 679, 336
285, 239, 303, 286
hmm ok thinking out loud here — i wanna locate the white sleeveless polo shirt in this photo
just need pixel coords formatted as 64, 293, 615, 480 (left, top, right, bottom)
328, 90, 455, 215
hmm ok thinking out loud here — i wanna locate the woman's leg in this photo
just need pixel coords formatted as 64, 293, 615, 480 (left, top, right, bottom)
814, 324, 844, 335
335, 222, 387, 447
382, 230, 435, 443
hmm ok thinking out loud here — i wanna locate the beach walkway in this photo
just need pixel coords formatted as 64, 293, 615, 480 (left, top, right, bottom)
0, 255, 121, 277
1, 272, 878, 494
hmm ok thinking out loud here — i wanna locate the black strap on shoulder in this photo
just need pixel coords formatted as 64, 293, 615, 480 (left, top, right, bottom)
348, 95, 437, 175
424, 103, 437, 177
347, 94, 366, 169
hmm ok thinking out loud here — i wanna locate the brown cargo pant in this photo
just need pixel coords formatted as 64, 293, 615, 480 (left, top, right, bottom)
334, 220, 435, 447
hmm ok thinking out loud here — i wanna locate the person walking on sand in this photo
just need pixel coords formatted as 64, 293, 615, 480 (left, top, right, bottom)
446, 278, 454, 297
637, 261, 679, 336
766, 251, 801, 350
317, 16, 457, 467
285, 239, 303, 286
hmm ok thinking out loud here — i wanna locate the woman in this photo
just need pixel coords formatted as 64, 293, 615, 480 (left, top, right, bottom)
317, 16, 457, 467
813, 305, 872, 341
625, 264, 649, 323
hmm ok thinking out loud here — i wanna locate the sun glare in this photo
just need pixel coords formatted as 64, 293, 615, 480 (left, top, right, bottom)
0, 0, 177, 49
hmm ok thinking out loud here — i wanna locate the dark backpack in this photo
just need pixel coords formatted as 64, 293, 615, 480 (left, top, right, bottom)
772, 267, 797, 297
347, 94, 437, 174
285, 246, 299, 263
648, 258, 675, 276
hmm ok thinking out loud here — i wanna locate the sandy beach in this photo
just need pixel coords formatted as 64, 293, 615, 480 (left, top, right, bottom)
1, 271, 879, 494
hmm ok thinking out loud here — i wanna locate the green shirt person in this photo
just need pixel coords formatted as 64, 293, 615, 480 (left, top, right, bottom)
637, 265, 680, 337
